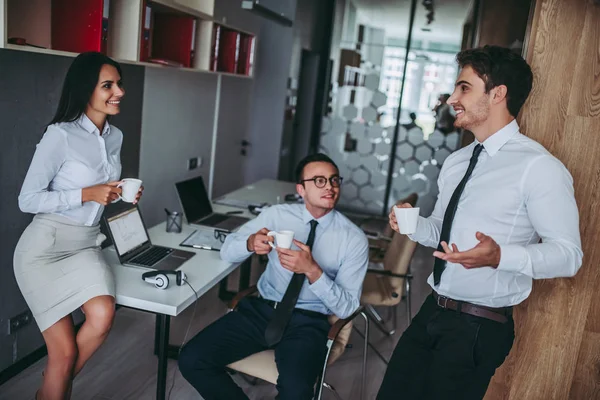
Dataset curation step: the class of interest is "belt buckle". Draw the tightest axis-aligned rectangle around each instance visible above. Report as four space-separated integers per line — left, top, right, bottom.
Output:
436 295 449 309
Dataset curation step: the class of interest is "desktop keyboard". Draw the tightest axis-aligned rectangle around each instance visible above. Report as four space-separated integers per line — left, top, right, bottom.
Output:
130 246 172 267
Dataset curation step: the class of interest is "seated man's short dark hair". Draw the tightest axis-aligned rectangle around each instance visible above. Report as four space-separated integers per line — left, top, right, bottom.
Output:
295 153 339 184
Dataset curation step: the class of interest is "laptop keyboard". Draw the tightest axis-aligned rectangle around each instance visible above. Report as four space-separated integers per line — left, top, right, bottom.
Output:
199 214 228 226
129 246 173 267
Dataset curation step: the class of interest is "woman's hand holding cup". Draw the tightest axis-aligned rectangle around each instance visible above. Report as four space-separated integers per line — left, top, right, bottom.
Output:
82 181 123 206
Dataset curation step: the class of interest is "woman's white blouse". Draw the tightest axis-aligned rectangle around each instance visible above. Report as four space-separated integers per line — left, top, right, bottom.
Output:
18 114 123 226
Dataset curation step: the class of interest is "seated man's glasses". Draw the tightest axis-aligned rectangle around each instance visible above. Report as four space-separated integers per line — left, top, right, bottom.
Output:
300 175 343 188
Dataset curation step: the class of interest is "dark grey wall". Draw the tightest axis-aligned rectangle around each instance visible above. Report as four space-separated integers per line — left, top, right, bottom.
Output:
0 49 144 372
138 68 217 227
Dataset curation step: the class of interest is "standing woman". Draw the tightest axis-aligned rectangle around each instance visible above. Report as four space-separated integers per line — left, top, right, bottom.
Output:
14 52 141 400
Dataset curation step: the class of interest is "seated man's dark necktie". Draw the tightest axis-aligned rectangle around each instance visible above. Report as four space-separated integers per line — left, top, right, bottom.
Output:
264 219 318 347
433 144 483 285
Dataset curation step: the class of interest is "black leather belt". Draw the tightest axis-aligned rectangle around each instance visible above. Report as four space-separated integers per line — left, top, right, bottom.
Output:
257 298 328 320
432 292 512 324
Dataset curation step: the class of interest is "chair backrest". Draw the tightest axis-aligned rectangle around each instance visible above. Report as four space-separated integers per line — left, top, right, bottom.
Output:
327 315 352 365
381 193 419 238
382 231 417 294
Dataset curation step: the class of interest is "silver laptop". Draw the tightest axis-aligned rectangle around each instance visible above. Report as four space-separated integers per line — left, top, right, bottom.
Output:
105 206 195 270
175 176 249 232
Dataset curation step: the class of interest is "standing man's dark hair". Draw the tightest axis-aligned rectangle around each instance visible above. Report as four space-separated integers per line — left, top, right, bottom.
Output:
456 45 533 118
295 153 339 184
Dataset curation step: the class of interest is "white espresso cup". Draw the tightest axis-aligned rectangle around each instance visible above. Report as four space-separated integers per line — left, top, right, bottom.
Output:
113 178 143 203
267 230 295 249
393 206 420 234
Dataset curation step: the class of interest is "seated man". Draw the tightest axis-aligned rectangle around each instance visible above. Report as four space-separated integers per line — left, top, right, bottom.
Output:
178 153 369 400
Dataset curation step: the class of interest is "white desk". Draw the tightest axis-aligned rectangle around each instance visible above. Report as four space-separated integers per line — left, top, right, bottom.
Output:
103 178 297 400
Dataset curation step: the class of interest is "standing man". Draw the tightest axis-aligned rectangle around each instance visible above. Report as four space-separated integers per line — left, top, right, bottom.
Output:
378 45 583 400
178 153 369 399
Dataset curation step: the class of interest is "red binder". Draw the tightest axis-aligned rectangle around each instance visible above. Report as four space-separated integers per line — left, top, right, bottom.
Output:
217 27 239 73
52 0 104 53
151 13 195 68
237 33 254 75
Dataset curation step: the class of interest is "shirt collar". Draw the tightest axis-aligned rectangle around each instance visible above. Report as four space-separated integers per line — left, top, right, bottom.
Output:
77 113 111 137
302 206 335 230
477 119 519 157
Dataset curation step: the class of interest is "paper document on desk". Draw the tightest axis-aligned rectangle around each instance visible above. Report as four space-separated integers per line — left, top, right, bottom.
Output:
180 229 225 251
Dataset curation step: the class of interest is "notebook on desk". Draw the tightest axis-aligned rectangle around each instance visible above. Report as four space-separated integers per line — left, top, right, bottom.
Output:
180 228 228 251
175 176 249 232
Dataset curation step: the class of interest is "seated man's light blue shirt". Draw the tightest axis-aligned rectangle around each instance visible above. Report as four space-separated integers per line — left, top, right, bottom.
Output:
220 204 369 319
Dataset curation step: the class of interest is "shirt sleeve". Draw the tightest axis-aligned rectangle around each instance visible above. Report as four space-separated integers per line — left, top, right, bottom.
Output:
219 208 275 263
497 155 583 278
407 167 445 248
308 232 369 319
18 127 82 214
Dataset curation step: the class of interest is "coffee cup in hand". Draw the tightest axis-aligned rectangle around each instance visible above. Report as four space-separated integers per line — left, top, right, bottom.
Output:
393 206 420 234
113 178 143 203
267 230 295 249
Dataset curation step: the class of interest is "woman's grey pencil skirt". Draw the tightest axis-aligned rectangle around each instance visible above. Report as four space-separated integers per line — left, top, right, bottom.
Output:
14 213 115 332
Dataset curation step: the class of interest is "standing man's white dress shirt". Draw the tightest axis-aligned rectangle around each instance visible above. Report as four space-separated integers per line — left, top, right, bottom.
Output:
18 114 123 226
410 119 583 307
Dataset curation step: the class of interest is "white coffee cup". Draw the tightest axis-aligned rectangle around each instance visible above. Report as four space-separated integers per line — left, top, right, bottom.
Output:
267 230 295 249
393 206 420 234
113 178 143 203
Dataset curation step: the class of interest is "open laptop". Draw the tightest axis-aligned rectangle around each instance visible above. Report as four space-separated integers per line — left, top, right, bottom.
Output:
175 176 249 232
105 206 195 270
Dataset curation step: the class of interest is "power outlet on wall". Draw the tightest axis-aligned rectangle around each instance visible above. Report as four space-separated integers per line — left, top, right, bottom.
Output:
8 309 33 334
187 156 202 171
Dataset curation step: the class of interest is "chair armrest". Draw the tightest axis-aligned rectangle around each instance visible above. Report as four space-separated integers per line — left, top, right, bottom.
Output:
367 269 413 279
327 306 364 340
228 285 259 310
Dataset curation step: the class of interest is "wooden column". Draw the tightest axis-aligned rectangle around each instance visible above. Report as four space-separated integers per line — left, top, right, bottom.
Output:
485 0 600 399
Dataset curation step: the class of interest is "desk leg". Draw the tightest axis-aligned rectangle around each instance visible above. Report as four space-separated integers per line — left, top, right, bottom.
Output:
239 258 251 291
156 314 170 400
218 257 252 301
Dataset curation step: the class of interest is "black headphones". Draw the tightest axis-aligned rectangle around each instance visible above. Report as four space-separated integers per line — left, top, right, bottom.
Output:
142 270 187 290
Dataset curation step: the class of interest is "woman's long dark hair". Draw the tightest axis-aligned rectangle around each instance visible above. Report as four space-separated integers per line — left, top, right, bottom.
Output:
48 52 123 127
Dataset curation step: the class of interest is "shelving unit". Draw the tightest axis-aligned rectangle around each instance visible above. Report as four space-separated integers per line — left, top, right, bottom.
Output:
0 0 255 78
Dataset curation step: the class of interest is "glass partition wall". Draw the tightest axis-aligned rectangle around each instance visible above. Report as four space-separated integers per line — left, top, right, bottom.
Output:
320 0 470 217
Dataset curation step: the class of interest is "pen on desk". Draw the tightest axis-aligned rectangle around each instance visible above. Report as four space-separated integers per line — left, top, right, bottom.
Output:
192 245 212 250
226 210 244 215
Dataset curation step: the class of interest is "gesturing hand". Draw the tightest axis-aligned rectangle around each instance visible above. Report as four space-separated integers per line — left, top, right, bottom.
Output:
247 228 274 255
276 239 322 283
82 181 122 206
433 232 501 269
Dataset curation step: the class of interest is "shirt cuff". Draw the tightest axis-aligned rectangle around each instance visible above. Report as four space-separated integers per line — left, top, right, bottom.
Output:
497 244 528 273
407 216 428 242
308 270 333 297
236 236 254 258
67 189 82 209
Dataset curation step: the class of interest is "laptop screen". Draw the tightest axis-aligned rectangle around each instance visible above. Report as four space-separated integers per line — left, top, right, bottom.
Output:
106 207 150 257
175 176 213 223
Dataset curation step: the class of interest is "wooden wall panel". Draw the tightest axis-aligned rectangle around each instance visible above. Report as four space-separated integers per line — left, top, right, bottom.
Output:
484 1 600 399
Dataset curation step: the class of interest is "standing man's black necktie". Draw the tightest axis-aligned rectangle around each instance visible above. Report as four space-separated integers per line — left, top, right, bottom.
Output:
433 144 483 285
264 219 318 347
